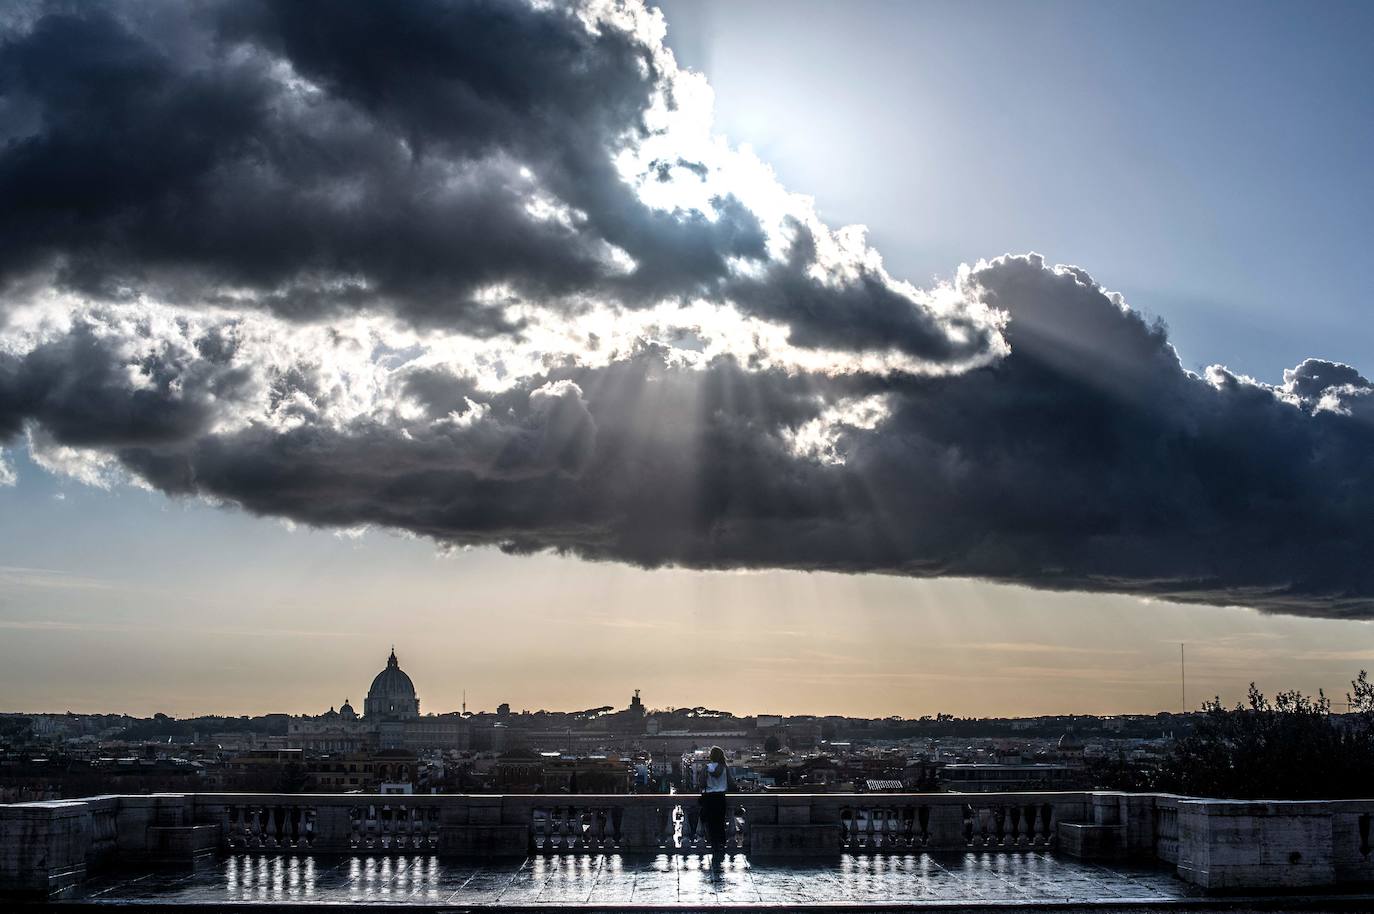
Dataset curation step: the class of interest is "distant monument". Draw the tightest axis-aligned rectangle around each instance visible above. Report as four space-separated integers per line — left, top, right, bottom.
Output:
363 648 420 720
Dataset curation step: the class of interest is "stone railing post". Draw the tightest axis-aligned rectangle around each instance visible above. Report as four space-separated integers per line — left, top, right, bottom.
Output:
617 797 660 851
1176 800 1334 890
1330 799 1374 884
750 793 837 856
310 801 356 854
111 793 216 863
437 795 526 856
924 798 966 848
0 800 93 898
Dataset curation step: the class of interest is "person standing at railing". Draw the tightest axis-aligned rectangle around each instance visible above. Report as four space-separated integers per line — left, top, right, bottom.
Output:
699 745 737 860
632 757 649 793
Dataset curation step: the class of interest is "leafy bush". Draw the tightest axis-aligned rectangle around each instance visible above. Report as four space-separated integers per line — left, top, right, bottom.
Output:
1153 672 1374 799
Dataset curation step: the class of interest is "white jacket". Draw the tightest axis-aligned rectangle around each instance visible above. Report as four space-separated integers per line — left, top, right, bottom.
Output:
703 761 730 793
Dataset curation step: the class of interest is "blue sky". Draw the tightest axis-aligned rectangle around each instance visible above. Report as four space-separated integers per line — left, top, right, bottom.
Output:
2 0 1373 717
659 0 1374 379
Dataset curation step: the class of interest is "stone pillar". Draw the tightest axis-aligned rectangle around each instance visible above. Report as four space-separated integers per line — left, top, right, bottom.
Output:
1331 801 1374 884
617 799 662 851
925 801 967 848
1176 800 1334 890
0 801 93 898
437 796 527 857
749 794 839 857
310 803 357 854
1119 793 1162 859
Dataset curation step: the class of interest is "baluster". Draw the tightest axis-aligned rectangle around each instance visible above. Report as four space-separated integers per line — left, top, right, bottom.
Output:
348 806 362 849
685 803 701 851
897 806 913 848
992 805 1007 847
224 806 239 849
609 805 624 850
1038 803 1055 846
255 806 270 848
547 806 559 852
655 805 672 849
578 806 593 851
538 807 553 851
366 804 380 849
839 806 853 848
977 805 993 847
1008 804 1023 846
586 807 601 851
585 806 599 851
302 807 316 848
558 805 573 851
1022 804 1038 847
532 807 546 852
593 808 610 846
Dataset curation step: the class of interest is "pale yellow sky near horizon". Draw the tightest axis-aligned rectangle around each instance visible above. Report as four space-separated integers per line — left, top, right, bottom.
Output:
1 491 1372 720
4 0 1374 726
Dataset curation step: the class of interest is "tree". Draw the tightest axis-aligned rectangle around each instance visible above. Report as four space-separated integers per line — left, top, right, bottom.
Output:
763 734 781 754
1153 674 1374 800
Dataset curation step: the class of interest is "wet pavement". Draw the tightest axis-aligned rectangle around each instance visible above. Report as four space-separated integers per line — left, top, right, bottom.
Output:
68 851 1203 906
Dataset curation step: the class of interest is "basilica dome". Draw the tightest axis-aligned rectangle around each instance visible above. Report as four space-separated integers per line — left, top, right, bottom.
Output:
363 649 420 720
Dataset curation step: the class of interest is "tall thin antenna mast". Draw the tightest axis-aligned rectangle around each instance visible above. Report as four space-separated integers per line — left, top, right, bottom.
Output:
1180 643 1186 713
462 689 467 715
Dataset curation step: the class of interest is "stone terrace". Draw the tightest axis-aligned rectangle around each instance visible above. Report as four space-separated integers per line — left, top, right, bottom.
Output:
68 851 1197 907
8 790 1374 908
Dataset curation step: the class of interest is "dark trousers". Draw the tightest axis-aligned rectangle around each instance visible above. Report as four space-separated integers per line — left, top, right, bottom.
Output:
700 791 728 849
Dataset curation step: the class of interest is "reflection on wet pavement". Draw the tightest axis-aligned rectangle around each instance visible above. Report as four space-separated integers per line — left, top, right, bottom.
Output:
72 850 1201 906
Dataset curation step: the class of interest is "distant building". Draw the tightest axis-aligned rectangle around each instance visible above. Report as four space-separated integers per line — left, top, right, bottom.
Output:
364 649 421 720
288 650 472 753
306 748 422 792
939 763 1076 792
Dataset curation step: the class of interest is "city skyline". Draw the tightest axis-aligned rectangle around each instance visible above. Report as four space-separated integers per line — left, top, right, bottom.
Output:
3 0 1374 721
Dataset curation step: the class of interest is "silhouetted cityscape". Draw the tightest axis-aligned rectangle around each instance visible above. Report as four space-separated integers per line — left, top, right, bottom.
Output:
0 647 1208 801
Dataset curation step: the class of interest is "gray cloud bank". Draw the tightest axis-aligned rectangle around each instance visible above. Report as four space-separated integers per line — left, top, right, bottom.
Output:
2 0 1372 618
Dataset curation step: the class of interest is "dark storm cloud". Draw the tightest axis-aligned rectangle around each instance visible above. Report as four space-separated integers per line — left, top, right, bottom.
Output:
0 0 973 358
3 1 1374 619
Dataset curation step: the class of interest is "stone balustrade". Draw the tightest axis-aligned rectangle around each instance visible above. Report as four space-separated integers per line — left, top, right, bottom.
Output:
6 790 1374 897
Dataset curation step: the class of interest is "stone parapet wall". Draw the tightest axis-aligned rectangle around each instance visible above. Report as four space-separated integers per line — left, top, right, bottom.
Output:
5 790 1374 897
